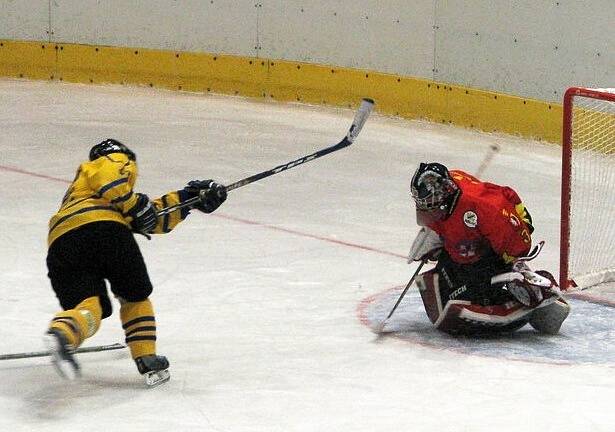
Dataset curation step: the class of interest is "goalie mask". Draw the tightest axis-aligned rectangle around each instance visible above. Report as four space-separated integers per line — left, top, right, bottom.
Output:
410 162 459 221
89 138 136 162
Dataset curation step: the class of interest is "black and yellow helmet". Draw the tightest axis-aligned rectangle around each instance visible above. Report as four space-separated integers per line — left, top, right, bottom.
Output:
89 138 136 162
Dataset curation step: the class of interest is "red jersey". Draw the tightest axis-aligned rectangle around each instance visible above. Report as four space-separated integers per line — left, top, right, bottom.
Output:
427 170 532 264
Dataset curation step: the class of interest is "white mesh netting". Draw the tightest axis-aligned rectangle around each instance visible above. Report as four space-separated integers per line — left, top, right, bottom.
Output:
566 88 615 289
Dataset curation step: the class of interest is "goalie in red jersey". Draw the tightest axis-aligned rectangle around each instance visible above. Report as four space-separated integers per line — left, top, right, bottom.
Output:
407 162 570 335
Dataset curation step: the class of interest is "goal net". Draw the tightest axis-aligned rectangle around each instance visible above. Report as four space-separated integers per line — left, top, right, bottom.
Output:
560 87 615 290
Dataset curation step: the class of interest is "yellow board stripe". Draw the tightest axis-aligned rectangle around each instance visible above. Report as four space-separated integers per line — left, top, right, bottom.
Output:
0 39 562 144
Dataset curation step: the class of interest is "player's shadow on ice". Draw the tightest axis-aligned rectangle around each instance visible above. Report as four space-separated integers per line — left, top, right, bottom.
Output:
0 352 140 421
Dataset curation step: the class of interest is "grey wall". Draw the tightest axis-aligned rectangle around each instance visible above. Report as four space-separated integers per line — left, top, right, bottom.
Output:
433 1 614 102
0 0 613 103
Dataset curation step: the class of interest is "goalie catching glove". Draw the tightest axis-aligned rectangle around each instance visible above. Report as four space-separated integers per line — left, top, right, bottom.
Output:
408 227 443 263
182 179 227 214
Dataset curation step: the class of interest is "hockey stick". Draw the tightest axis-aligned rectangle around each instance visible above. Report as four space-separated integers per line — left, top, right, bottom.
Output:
0 342 125 361
156 98 375 217
474 143 500 177
375 260 427 334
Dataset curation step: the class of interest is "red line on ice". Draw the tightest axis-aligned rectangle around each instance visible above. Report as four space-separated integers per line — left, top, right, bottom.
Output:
1 164 407 259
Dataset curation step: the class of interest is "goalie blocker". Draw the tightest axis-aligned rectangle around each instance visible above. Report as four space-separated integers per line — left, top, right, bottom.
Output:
416 265 570 335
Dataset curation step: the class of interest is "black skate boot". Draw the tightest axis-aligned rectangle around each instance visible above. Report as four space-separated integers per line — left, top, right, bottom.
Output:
43 328 80 380
135 354 170 387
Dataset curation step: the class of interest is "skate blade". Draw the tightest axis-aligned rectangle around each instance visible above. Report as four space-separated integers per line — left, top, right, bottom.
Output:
144 369 170 388
43 334 80 380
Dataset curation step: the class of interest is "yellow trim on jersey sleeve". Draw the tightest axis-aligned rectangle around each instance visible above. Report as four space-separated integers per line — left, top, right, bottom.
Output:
151 191 189 234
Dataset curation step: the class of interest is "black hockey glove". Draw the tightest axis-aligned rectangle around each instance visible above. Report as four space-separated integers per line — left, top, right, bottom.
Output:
128 193 157 234
183 179 227 214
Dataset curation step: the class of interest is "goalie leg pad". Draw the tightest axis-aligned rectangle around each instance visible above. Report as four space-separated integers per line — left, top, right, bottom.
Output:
436 302 532 335
416 269 531 335
416 269 445 324
416 266 472 324
529 298 570 335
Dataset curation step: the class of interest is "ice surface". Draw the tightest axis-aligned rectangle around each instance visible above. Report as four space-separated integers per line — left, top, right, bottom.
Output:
1 79 614 432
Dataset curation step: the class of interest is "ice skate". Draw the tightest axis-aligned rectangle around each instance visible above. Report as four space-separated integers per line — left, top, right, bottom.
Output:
43 328 80 380
136 354 170 387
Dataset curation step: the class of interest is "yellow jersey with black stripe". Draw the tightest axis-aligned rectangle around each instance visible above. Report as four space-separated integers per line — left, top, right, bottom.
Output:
48 153 188 246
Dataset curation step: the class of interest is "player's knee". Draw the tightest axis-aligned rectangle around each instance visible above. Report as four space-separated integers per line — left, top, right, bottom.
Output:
49 296 102 347
75 296 103 337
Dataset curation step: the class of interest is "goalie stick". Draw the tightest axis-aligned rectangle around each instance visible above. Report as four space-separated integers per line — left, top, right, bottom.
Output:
474 143 500 178
375 260 427 334
156 98 375 217
0 342 125 361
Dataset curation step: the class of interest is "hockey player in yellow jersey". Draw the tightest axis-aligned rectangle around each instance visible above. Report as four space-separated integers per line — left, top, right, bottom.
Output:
44 138 227 386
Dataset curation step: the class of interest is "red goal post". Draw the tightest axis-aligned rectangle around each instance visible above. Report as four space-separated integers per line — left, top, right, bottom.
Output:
560 87 615 290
